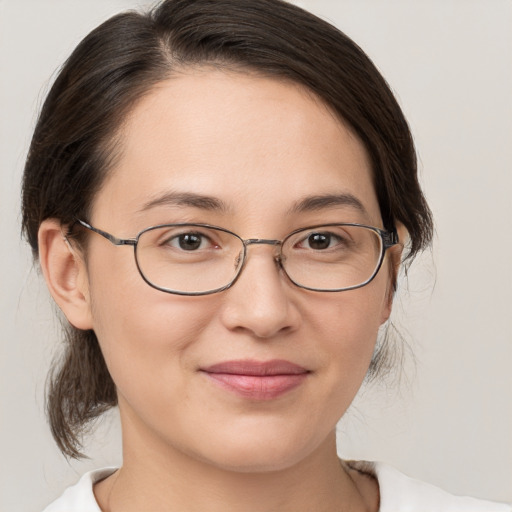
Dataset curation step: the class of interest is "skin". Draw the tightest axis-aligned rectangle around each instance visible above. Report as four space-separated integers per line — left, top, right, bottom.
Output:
39 69 402 511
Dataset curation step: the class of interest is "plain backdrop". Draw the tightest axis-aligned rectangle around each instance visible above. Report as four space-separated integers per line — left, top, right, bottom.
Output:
1 0 511 510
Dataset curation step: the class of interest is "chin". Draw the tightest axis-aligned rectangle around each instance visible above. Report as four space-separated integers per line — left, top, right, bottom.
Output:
186 422 330 474
201 447 308 474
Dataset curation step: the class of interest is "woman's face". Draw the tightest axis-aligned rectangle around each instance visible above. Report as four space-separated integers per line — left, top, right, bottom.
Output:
79 70 396 472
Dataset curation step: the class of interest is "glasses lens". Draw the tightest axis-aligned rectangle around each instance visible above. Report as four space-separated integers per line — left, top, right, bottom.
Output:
282 225 383 291
135 225 244 294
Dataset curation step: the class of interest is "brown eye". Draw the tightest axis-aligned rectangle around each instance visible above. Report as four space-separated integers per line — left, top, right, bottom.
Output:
178 233 203 251
162 232 212 251
307 233 333 250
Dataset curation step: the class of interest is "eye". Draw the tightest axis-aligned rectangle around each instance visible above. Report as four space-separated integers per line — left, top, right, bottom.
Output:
166 232 215 251
299 232 344 250
306 233 333 250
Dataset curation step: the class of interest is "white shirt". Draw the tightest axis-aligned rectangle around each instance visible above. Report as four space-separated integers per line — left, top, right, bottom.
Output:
43 462 511 512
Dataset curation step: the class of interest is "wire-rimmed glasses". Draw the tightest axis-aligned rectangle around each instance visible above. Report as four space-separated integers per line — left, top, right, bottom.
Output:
74 220 398 295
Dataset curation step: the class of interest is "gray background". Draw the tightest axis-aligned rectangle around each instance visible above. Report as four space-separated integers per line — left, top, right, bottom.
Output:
1 0 511 510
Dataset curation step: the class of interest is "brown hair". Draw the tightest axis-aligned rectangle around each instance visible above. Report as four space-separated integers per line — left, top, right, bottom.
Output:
22 0 433 458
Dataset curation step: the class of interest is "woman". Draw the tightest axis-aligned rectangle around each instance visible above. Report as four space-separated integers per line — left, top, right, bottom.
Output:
20 0 510 510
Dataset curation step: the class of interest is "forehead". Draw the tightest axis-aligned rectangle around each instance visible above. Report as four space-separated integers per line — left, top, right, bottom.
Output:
93 69 381 231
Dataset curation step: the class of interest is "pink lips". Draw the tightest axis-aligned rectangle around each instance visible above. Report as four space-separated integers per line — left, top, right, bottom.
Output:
200 360 309 400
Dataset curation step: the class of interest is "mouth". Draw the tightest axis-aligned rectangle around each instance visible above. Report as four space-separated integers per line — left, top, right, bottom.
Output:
199 360 310 400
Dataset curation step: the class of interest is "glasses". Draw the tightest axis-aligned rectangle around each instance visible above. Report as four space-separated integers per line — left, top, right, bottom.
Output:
75 220 398 296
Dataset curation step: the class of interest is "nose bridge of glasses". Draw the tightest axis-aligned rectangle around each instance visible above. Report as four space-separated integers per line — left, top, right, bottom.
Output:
241 239 283 267
243 238 282 247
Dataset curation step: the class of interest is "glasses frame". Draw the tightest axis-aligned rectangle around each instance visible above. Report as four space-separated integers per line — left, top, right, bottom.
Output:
74 219 398 296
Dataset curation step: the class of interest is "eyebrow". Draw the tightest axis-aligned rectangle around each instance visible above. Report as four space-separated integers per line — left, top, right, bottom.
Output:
139 191 230 213
288 193 369 216
139 190 368 217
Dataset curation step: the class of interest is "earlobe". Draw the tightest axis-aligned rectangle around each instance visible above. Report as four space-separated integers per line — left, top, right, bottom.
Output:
38 219 93 330
380 292 393 326
380 274 397 326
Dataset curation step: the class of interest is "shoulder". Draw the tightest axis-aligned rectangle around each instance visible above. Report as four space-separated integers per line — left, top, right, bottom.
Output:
42 468 117 512
349 461 511 512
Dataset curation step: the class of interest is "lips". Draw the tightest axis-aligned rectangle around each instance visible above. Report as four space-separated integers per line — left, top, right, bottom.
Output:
200 360 310 400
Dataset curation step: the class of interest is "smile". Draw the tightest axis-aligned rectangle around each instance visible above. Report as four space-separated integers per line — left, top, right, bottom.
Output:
200 359 310 400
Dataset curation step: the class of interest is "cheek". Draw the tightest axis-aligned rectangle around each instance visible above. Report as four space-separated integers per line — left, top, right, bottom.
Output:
307 276 391 391
85 247 218 402
311 277 389 353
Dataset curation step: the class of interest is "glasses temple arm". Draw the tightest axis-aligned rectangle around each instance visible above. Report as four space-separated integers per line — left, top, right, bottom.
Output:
382 228 399 248
76 220 136 246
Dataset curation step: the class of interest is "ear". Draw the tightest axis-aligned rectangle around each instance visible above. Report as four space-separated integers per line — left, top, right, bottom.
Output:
38 219 93 330
380 222 407 325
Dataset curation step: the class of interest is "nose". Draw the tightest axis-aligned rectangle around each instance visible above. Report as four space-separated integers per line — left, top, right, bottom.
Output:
219 244 301 339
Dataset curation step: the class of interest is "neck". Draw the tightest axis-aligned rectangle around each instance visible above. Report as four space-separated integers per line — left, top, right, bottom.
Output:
95 426 376 512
